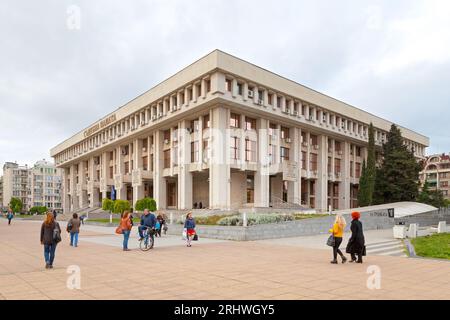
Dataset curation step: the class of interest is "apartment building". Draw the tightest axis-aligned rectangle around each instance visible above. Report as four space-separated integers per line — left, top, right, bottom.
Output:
420 153 450 200
50 50 429 213
2 162 29 210
27 160 63 212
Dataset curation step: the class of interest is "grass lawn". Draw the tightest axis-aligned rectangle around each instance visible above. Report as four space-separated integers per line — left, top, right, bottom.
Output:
293 213 329 220
411 233 450 260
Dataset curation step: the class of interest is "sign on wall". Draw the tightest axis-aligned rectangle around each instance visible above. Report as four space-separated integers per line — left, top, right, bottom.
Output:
282 162 298 182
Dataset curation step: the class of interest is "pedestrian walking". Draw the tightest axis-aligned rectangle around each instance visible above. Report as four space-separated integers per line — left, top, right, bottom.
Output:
156 214 165 237
6 208 14 225
346 211 366 263
116 211 133 251
67 213 81 247
52 209 57 220
328 214 347 264
184 212 196 247
40 211 62 269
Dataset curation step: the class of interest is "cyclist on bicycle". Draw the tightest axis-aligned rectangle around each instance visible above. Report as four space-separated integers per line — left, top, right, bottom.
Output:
138 209 156 241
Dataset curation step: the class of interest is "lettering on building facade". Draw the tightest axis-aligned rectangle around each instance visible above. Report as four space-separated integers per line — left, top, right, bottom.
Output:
83 114 117 138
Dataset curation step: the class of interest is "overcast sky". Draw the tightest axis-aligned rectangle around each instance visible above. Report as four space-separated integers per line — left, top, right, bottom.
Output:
1 0 449 174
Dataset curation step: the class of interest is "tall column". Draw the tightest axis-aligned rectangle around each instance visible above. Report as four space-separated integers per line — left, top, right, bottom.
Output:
178 120 193 209
63 168 70 213
339 142 351 209
115 146 126 200
70 164 79 211
78 161 88 208
209 107 231 209
240 114 246 168
100 152 109 200
154 130 167 209
88 157 99 208
316 135 328 211
133 139 144 207
255 118 270 207
287 127 301 205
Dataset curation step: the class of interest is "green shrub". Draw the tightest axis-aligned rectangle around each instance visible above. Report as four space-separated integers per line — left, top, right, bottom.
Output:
29 206 48 215
102 198 114 212
135 198 157 212
112 200 131 214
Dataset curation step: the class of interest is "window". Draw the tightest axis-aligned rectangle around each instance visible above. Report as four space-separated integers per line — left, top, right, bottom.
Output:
269 144 276 164
269 123 277 137
237 83 243 95
335 141 342 153
247 175 255 203
328 157 332 174
226 79 232 92
245 139 257 162
268 93 273 105
301 151 307 169
281 127 290 139
245 117 256 131
203 114 210 129
310 154 318 171
276 96 282 108
441 181 449 188
163 150 171 168
142 156 148 171
230 113 240 128
203 140 209 162
124 162 129 174
310 134 318 146
191 141 199 163
334 159 341 174
173 146 178 166
230 137 240 160
301 132 307 145
190 119 200 132
280 147 290 162
350 161 354 177
356 147 361 157
205 79 211 93
163 130 171 142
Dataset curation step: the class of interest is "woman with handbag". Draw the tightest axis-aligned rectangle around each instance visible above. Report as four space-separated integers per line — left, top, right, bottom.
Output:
328 214 347 264
346 211 366 263
40 211 61 269
116 211 133 251
184 212 196 247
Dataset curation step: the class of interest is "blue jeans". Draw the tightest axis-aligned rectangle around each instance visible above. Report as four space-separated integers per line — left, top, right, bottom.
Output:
44 244 57 265
123 230 130 249
70 232 79 247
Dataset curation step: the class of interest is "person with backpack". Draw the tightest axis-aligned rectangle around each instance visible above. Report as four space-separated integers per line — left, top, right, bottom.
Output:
40 211 62 269
67 213 81 247
6 208 14 225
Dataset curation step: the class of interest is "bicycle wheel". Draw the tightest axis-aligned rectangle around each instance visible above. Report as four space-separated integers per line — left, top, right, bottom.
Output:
139 236 154 251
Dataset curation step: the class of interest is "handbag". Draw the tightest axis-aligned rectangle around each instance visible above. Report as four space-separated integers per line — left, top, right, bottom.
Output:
67 222 73 233
53 223 62 243
326 234 335 247
115 226 123 234
193 234 198 241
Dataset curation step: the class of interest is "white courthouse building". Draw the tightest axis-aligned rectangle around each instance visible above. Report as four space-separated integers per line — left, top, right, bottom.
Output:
50 50 429 213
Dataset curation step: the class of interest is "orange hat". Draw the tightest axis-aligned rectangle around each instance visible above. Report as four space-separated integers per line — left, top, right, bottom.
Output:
351 211 361 220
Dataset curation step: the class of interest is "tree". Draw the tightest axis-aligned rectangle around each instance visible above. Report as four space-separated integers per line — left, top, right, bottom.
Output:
135 197 157 212
357 160 369 206
9 197 23 213
29 206 47 215
366 123 376 204
418 181 447 208
102 198 114 212
112 200 130 215
417 181 431 204
373 124 421 204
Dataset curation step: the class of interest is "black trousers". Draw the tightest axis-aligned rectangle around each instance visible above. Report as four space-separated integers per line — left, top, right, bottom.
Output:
333 237 344 260
8 219 12 225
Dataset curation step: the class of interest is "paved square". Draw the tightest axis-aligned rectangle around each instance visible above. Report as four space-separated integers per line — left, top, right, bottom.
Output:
0 219 449 300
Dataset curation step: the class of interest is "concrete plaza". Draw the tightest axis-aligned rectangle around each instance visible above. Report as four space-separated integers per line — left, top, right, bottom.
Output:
0 219 449 300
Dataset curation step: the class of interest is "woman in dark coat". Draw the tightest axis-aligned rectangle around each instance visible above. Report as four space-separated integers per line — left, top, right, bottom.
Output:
40 211 62 269
346 211 366 263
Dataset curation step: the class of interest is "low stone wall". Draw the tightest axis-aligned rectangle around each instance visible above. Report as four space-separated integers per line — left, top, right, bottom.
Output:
167 213 395 241
395 209 450 227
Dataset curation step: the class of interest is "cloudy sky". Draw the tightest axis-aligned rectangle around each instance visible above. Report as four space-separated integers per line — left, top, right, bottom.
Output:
1 0 449 174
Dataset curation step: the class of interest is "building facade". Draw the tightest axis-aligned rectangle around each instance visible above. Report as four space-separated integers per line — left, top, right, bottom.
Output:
27 160 63 211
2 162 29 210
420 153 450 200
0 176 3 210
2 161 63 212
50 50 429 213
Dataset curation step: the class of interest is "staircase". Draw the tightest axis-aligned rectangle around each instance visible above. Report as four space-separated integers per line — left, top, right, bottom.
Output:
270 196 305 210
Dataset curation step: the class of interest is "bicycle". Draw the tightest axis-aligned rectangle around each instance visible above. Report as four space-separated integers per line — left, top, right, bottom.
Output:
139 227 155 251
